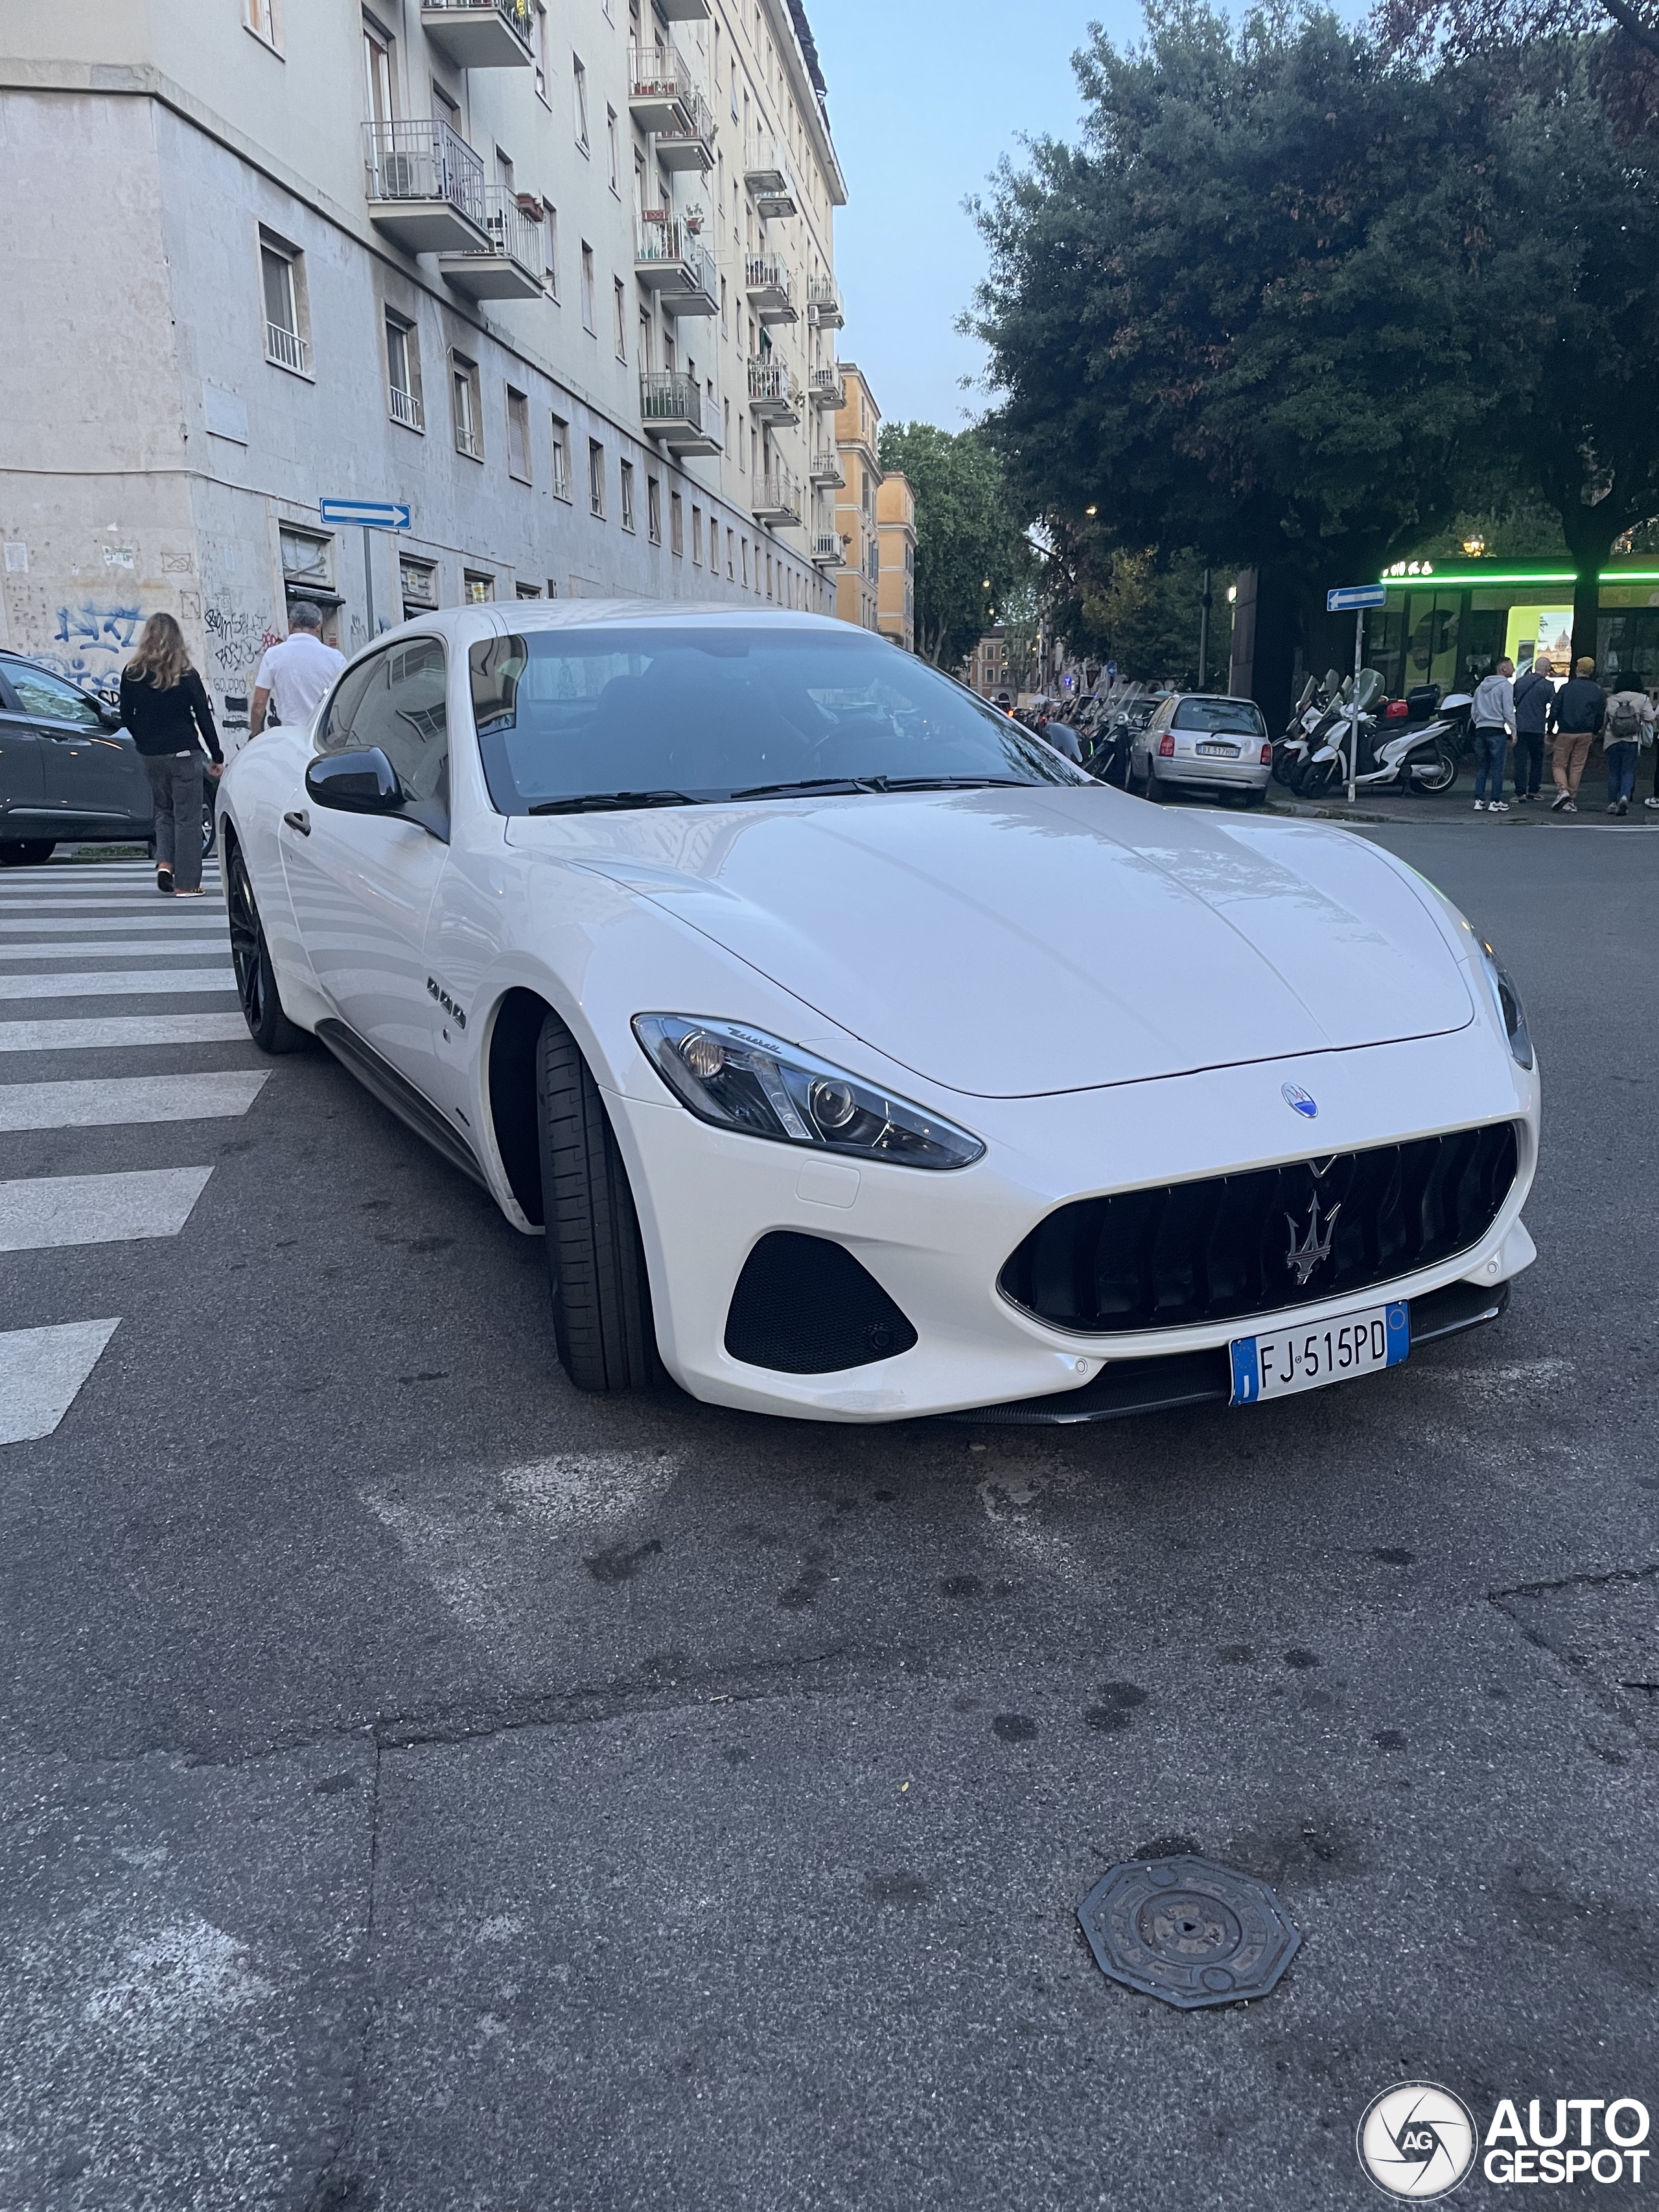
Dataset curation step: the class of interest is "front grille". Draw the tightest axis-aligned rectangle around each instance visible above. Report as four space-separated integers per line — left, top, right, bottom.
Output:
999 1122 1520 1336
725 1231 918 1374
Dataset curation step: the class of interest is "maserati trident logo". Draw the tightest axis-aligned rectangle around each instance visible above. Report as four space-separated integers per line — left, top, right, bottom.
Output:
1286 1192 1341 1285
1282 1082 1319 1119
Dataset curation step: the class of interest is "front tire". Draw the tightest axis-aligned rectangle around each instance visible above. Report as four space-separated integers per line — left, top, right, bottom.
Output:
536 1013 665 1393
226 840 306 1054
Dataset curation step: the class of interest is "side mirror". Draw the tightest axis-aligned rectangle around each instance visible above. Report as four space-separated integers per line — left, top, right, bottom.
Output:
97 702 123 732
305 747 404 814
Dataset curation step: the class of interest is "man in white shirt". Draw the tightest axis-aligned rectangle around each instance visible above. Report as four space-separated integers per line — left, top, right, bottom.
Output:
249 602 345 738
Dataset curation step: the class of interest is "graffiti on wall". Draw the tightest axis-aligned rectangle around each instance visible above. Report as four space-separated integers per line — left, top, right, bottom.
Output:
36 601 143 689
204 603 283 686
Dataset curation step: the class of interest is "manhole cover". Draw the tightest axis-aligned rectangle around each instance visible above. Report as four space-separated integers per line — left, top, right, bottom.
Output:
1077 1854 1301 2008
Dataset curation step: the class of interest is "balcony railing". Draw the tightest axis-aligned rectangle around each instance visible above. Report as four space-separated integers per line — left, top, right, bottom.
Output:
420 0 533 66
364 117 486 229
806 274 842 325
811 531 846 567
629 42 697 123
389 384 423 430
743 256 794 322
747 360 793 404
641 370 702 431
266 321 309 375
654 84 716 170
440 187 546 295
809 448 844 487
744 143 798 217
635 216 717 310
753 465 802 525
809 364 846 410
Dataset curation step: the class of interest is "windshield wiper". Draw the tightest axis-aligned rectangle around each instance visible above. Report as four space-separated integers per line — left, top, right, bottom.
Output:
728 776 881 800
864 775 1033 793
526 789 699 815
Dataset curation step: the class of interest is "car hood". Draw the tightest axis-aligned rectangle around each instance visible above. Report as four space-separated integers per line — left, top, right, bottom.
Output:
504 789 1474 1098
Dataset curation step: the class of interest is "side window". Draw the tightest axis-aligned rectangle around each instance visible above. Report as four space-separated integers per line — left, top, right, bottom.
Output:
7 664 104 728
318 655 380 754
338 637 448 806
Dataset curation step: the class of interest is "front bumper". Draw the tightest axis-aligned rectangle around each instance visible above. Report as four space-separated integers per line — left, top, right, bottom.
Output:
606 1023 1539 1424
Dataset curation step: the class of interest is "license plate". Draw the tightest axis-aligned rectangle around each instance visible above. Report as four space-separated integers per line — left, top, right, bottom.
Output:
1196 741 1240 756
1230 1301 1409 1404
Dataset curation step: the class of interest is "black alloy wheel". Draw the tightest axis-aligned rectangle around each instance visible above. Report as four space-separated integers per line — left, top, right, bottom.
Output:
0 840 56 867
535 1010 666 1393
226 841 305 1054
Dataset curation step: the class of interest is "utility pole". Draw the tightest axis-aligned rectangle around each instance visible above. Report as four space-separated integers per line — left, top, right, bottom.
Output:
1198 568 1212 691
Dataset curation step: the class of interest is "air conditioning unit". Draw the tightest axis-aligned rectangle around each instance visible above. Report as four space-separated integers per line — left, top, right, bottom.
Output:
379 152 424 200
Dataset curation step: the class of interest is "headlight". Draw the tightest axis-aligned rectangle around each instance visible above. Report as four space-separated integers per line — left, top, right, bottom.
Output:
1478 940 1534 1071
632 1015 986 1170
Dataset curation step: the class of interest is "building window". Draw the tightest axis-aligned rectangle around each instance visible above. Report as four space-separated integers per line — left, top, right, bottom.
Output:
580 242 596 333
741 536 749 587
647 476 662 544
613 278 627 361
691 506 702 566
726 527 735 580
450 351 483 460
588 438 605 518
385 314 421 431
399 555 437 615
670 491 684 556
363 16 395 124
550 413 571 500
516 581 543 599
280 526 332 594
572 54 589 152
719 274 728 331
244 0 283 53
620 459 636 532
544 204 559 298
463 570 494 603
607 106 620 194
505 385 531 483
259 231 310 377
531 1 549 102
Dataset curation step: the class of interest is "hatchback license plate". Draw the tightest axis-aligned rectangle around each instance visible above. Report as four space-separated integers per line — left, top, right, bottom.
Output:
1230 1301 1409 1404
1196 741 1240 756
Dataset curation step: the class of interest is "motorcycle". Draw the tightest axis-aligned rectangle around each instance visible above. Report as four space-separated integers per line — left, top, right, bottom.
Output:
1297 670 1466 796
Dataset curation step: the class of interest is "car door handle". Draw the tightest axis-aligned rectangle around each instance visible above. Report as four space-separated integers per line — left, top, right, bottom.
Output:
283 808 311 836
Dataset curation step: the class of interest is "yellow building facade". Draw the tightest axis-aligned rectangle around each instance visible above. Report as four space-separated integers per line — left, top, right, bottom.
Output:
875 471 914 652
832 362 882 629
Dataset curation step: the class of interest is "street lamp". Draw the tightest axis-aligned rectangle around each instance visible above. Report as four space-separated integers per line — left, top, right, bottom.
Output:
1461 533 1487 557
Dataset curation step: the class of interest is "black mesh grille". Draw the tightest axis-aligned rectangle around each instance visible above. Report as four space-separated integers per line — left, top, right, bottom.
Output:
725 1231 918 1373
999 1121 1520 1335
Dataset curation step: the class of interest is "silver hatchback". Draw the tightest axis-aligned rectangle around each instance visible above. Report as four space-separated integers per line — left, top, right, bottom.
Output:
1132 692 1272 805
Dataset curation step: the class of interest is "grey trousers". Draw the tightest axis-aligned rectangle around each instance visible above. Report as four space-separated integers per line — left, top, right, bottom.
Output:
145 751 204 891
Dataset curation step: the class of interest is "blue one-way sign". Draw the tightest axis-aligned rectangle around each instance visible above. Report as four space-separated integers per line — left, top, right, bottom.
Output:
319 498 411 530
1327 584 1387 612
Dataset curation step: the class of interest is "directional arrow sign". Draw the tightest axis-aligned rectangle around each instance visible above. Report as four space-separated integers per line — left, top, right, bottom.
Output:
319 498 411 531
1327 585 1387 612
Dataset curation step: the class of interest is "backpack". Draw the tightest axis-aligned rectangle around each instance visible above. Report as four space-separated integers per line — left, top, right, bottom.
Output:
1607 695 1643 742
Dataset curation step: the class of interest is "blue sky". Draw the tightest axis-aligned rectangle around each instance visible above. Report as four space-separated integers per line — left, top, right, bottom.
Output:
807 0 1144 430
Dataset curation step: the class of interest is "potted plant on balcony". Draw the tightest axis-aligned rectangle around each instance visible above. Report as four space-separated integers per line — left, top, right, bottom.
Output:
682 205 706 234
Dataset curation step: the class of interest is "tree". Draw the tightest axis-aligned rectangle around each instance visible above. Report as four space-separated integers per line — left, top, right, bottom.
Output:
874 422 1029 668
970 3 1501 718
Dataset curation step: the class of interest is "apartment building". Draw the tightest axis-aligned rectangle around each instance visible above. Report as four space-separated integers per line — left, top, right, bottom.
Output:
875 470 914 653
831 362 881 631
0 0 850 723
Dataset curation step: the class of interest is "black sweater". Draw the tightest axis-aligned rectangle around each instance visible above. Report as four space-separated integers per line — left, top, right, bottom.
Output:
119 666 223 762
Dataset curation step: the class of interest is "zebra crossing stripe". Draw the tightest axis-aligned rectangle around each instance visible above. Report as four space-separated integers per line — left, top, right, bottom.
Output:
0 940 227 962
0 1318 122 1446
0 1014 251 1051
0 1167 213 1252
0 971 235 1001
0 916 224 933
0 1073 268 1131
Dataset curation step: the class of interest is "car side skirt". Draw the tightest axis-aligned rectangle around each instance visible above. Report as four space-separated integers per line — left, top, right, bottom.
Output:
314 1016 487 1191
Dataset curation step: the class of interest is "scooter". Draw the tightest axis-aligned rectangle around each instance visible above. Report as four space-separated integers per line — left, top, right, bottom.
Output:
1299 672 1465 797
1272 669 1345 786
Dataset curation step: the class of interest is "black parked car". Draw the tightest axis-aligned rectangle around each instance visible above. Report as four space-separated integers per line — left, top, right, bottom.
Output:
0 649 215 867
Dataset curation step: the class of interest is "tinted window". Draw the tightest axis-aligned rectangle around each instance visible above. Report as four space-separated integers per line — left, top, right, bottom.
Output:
1172 697 1268 737
319 638 448 806
7 664 104 728
467 626 1089 811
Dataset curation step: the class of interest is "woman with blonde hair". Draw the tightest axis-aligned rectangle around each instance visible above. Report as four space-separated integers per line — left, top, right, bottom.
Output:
118 611 223 895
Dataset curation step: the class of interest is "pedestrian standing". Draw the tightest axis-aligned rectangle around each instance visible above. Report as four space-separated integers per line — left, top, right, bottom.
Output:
249 601 345 737
1041 712 1083 763
1469 657 1516 813
118 613 223 897
1548 656 1607 813
1603 684 1655 817
1510 655 1554 804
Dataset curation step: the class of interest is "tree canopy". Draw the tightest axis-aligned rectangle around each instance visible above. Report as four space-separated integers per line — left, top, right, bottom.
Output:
874 422 1028 668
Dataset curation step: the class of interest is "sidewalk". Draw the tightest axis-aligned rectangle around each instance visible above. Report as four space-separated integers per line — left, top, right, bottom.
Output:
1265 771 1659 832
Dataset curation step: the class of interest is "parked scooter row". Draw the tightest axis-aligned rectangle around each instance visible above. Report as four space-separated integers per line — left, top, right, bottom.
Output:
1273 671 1474 798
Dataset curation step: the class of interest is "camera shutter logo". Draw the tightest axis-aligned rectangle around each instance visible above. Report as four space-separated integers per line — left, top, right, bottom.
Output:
1357 2082 1478 2200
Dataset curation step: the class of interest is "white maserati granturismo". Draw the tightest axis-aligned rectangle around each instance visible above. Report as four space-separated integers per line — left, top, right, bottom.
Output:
217 603 1538 1425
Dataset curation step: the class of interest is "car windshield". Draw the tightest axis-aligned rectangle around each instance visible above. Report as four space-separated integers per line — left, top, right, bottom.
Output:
1172 697 1268 737
467 625 1090 811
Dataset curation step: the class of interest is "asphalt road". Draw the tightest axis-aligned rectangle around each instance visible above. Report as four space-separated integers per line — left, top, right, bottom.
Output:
1 822 1655 2212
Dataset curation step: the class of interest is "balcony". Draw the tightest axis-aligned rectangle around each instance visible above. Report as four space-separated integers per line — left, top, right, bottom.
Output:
389 384 423 431
747 360 800 426
744 145 798 218
421 0 533 67
640 371 721 456
753 465 802 528
809 364 846 412
743 256 796 325
439 188 546 298
811 531 847 568
809 447 844 488
635 217 718 316
658 86 716 172
364 119 488 255
807 274 843 327
265 320 310 376
658 0 710 14
629 43 696 132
